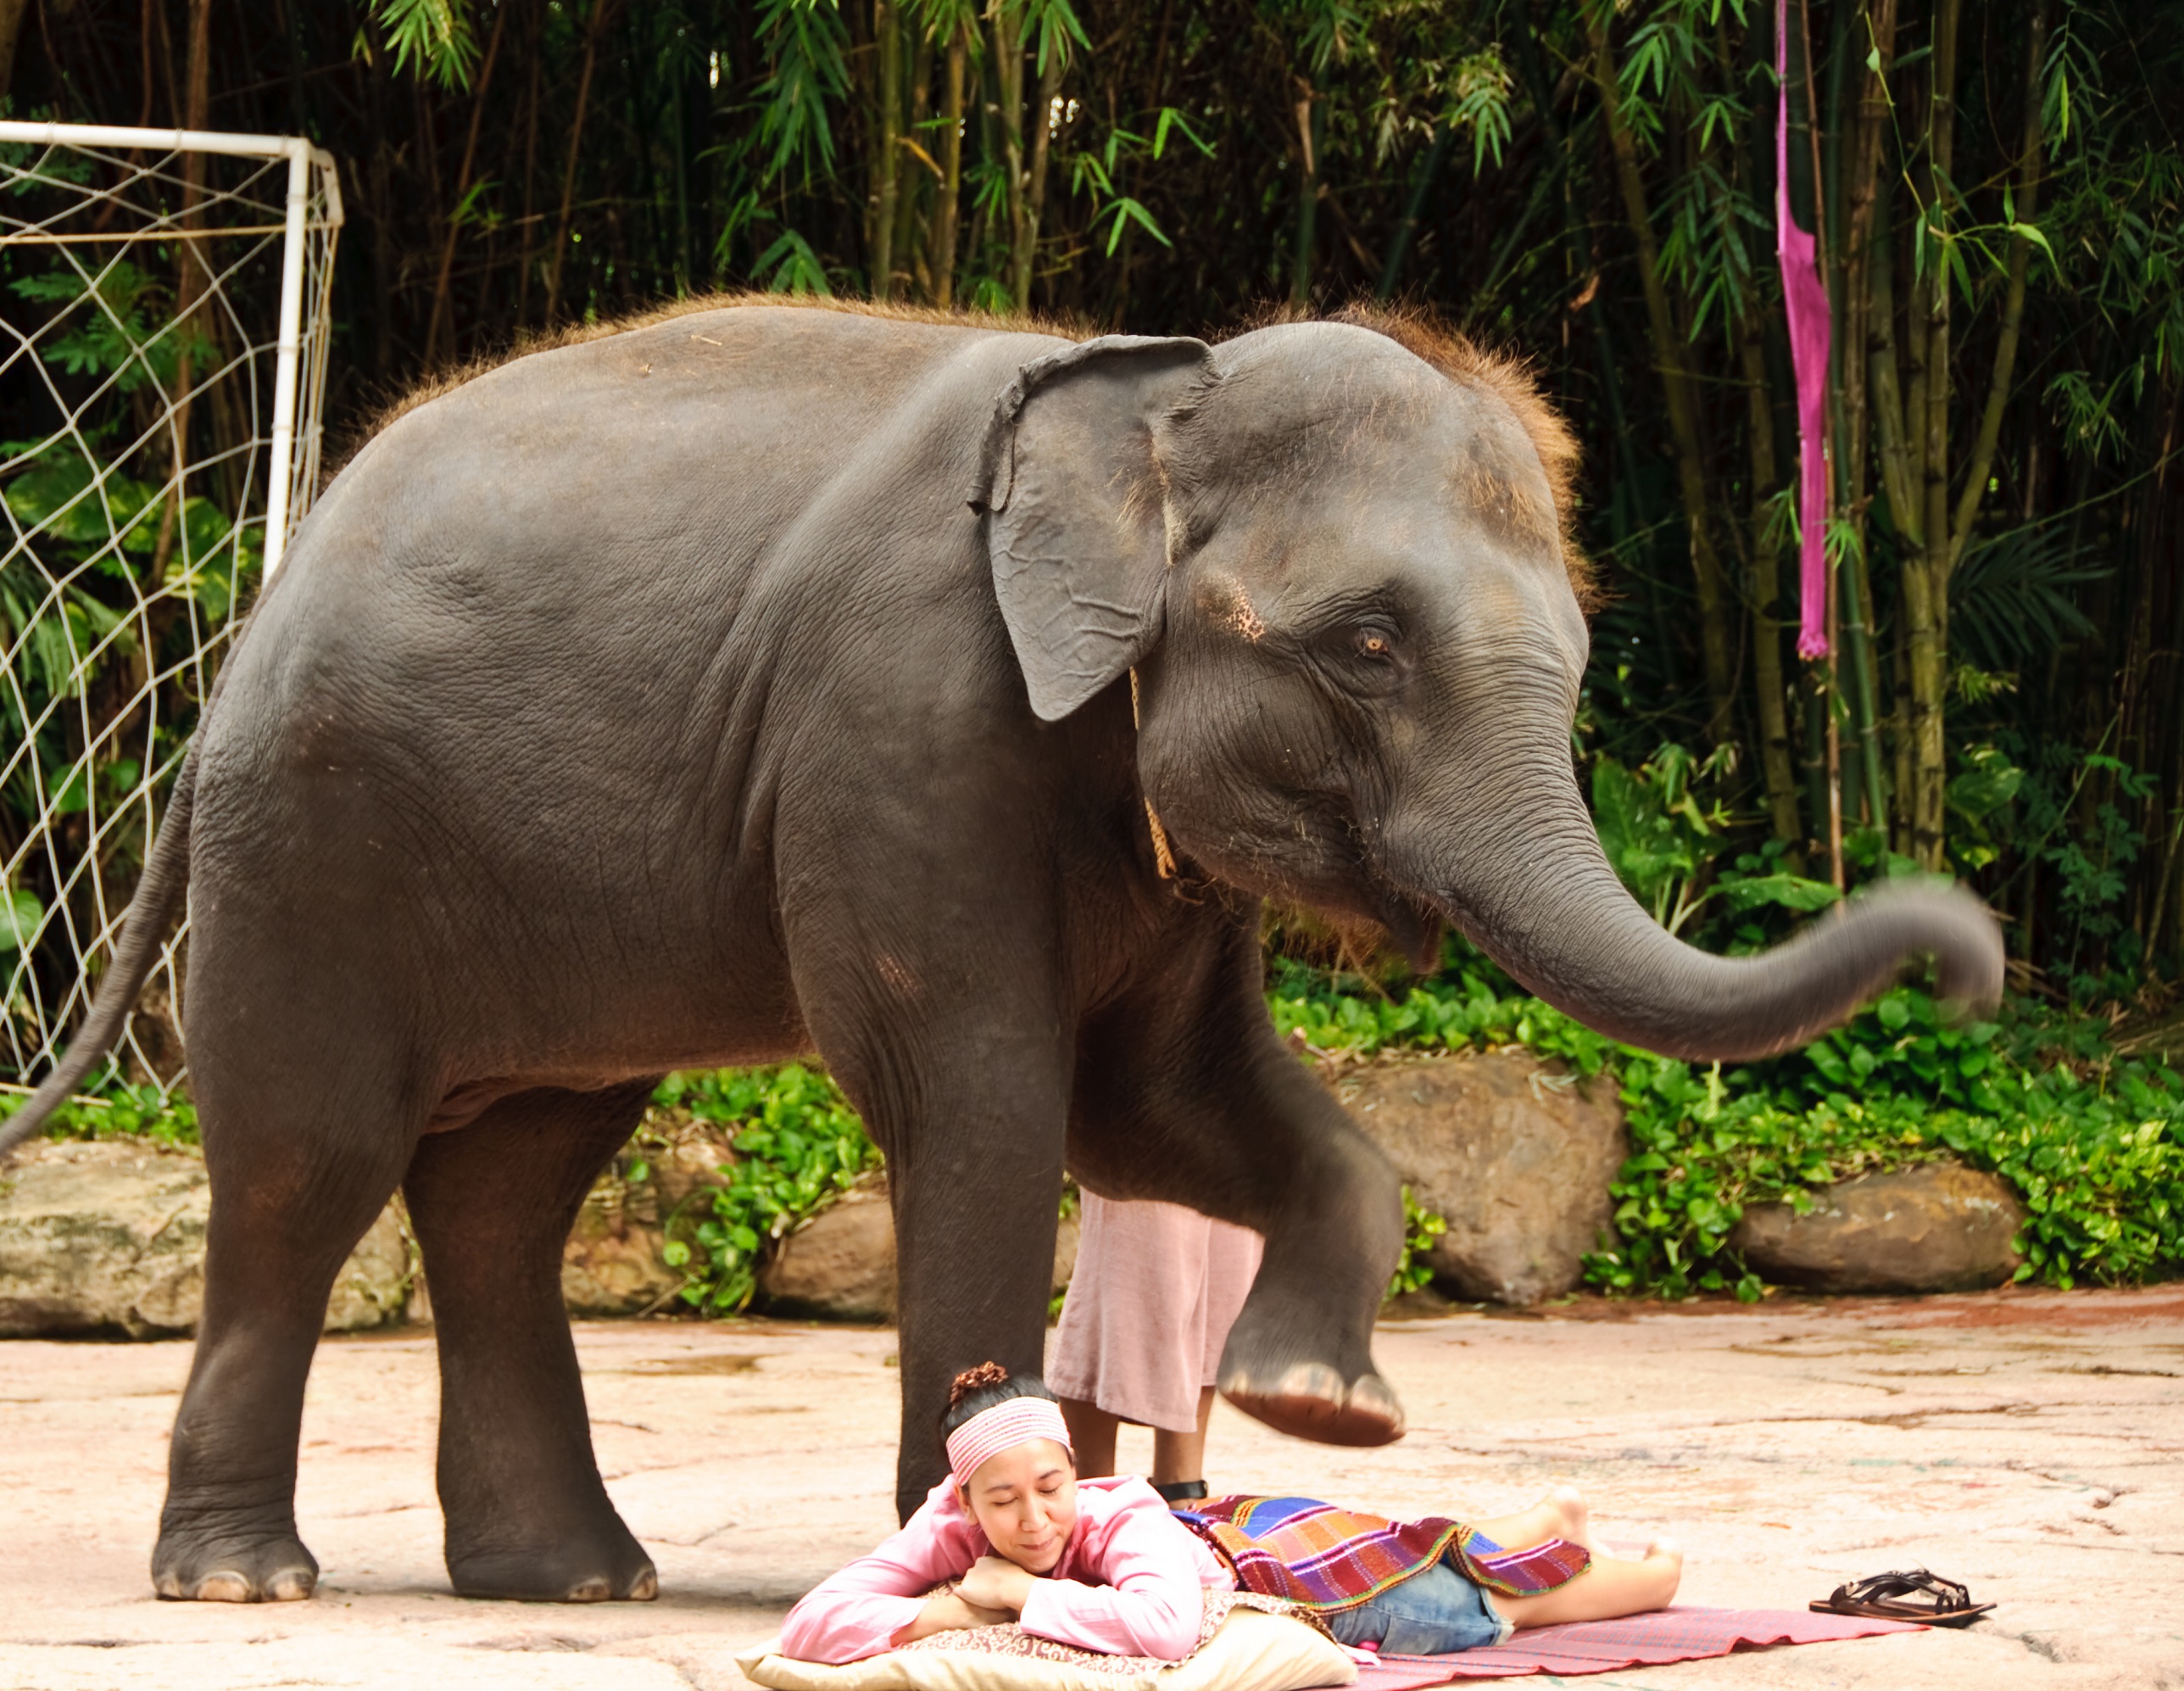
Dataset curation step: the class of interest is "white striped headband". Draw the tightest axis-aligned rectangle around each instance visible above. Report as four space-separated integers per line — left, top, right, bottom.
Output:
946 1397 1073 1488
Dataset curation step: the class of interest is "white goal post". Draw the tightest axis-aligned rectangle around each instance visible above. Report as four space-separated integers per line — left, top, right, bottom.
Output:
0 122 343 1099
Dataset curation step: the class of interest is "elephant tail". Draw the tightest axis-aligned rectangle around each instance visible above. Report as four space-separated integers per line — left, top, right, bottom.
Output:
0 742 199 1160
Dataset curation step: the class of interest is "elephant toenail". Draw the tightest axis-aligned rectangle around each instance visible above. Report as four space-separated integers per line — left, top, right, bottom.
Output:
266 1568 316 1601
1349 1374 1405 1431
1276 1362 1346 1404
195 1572 253 1603
628 1569 659 1601
565 1577 612 1602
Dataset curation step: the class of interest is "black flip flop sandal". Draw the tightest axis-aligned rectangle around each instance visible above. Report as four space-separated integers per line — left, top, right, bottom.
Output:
1811 1568 1994 1627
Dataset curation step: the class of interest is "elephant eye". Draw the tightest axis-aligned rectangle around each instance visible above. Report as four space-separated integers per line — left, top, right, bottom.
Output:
1353 626 1396 660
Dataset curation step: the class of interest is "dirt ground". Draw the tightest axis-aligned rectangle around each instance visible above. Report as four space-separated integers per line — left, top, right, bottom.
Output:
2 1285 2179 1690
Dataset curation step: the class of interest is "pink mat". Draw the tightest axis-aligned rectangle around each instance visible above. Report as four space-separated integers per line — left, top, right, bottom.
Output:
1351 1606 1925 1686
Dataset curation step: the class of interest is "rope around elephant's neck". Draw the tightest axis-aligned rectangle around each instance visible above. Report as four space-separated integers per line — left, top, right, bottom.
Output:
1128 668 1179 880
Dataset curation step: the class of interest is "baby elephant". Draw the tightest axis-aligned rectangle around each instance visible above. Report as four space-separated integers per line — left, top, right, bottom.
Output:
2 299 2001 1604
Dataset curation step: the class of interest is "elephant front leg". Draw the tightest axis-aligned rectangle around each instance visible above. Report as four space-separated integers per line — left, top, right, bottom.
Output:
1071 921 1408 1448
1211 1117 1407 1446
816 1013 1071 1524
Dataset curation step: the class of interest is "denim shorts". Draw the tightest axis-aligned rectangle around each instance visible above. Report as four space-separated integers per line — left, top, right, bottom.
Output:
1323 1560 1513 1655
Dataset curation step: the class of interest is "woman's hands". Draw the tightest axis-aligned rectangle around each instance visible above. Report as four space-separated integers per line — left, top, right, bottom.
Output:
900 1559 1037 1643
956 1555 1038 1615
902 1588 1012 1642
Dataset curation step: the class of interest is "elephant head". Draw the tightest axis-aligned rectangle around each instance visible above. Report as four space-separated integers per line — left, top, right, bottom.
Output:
976 315 2003 1061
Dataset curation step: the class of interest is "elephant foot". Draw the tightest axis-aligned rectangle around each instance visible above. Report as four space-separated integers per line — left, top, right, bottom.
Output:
1221 1362 1405 1448
153 1530 319 1602
448 1521 658 1603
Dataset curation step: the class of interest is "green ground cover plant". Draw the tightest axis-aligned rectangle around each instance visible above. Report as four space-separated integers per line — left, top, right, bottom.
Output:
644 1063 882 1314
2 1080 197 1146
1273 948 2184 1299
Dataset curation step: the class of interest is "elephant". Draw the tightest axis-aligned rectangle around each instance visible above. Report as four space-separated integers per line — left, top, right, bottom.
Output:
0 299 2002 1606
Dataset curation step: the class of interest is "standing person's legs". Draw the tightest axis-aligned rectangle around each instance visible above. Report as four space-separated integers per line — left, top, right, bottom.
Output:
1050 1196 1217 1476
1153 1215 1262 1489
1149 1388 1216 1487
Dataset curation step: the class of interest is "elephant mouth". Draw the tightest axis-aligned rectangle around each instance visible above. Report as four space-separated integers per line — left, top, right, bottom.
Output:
1368 877 1446 974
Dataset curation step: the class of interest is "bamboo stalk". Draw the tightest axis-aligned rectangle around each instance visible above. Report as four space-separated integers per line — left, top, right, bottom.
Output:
930 23 966 309
544 0 616 326
1290 80 1318 310
895 24 933 299
1908 0 1964 867
992 2 1028 310
425 0 507 366
1018 39 1061 310
515 3 542 322
1585 10 1736 739
1947 0 2048 568
1724 8 1799 852
871 0 901 300
1838 0 1896 834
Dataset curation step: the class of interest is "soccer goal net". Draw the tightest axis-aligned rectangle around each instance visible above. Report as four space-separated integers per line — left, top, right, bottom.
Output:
0 122 343 1100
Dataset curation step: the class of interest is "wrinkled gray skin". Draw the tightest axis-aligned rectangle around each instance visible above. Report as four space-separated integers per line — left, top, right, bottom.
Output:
1 304 2002 1606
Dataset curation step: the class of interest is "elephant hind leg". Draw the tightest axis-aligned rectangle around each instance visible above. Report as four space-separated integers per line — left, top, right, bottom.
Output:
402 1080 659 1603
155 1066 425 1602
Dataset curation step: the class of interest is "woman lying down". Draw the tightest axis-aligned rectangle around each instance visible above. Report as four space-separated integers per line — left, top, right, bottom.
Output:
781 1364 1682 1665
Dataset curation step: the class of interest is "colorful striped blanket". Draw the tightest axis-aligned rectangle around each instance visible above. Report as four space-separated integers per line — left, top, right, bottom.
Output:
1173 1494 1592 1614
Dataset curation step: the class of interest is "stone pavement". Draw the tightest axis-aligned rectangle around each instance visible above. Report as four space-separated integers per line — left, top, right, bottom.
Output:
1 1285 2178 1689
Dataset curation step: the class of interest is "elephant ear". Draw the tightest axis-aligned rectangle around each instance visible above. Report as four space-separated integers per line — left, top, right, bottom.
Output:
973 335 1213 722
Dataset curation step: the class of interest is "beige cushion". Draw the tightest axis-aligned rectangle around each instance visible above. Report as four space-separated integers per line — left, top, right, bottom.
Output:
736 1599 1356 1691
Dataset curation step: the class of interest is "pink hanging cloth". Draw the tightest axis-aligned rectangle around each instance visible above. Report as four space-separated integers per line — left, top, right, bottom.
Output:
1777 0 1832 660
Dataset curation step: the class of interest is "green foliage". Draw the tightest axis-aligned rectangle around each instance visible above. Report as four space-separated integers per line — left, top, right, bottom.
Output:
2 1078 198 1146
1274 944 2184 1299
368 0 482 90
1270 952 1615 1078
651 1063 883 1313
1590 744 1840 939
1388 1184 1446 1299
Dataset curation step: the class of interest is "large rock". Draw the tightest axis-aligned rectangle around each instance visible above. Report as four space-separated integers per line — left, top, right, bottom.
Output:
1329 1049 1627 1306
0 1137 410 1337
1731 1161 2025 1293
760 1177 1081 1320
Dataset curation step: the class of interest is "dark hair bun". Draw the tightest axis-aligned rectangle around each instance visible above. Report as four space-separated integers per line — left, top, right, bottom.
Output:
938 1362 1061 1442
948 1361 1012 1409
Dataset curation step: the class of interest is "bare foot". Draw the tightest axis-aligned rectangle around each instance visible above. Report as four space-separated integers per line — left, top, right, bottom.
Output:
1549 1484 1600 1554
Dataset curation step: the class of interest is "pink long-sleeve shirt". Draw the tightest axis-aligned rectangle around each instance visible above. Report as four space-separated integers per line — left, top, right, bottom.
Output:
779 1474 1235 1664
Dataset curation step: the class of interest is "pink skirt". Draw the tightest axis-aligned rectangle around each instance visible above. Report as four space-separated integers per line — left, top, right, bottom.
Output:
1047 1193 1265 1431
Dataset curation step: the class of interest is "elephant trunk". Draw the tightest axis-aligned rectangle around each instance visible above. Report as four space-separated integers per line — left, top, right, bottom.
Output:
1385 723 2003 1063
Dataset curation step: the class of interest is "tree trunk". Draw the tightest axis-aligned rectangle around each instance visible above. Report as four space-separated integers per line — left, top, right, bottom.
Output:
151 0 215 588
870 0 901 300
895 25 933 298
1837 0 1897 834
1017 43 1061 310
545 0 615 326
1947 0 2048 569
1908 0 1964 868
0 0 31 103
1290 82 1318 309
426 0 508 366
515 3 543 323
1585 12 1736 740
931 25 967 309
992 3 1028 311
